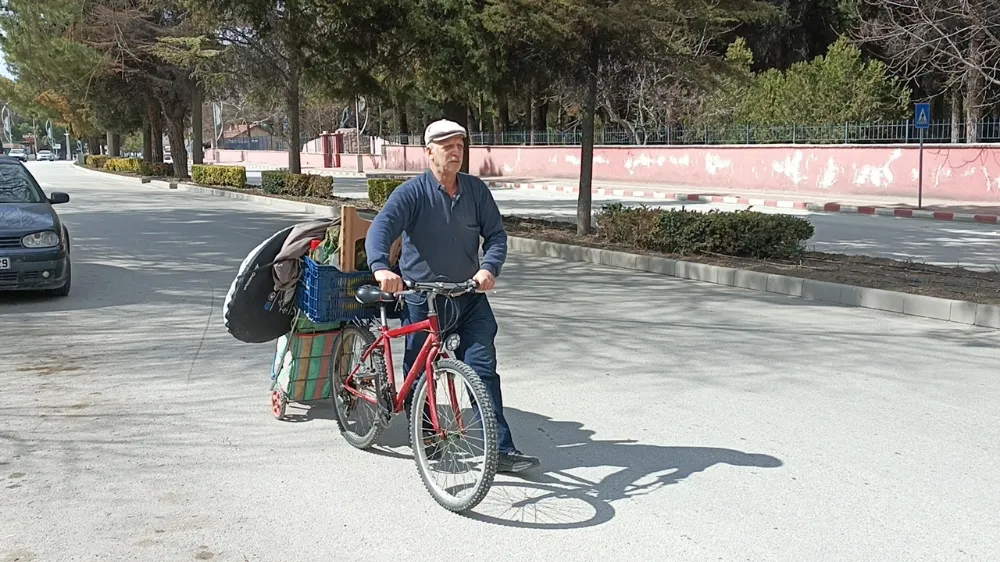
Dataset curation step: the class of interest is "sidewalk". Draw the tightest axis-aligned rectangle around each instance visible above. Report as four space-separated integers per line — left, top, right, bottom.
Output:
480 175 1000 225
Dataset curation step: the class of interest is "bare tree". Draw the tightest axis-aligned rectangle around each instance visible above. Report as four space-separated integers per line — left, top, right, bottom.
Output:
850 0 1000 141
595 54 722 144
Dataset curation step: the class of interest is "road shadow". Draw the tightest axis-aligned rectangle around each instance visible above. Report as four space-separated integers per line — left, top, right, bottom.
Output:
0 201 311 315
460 408 783 529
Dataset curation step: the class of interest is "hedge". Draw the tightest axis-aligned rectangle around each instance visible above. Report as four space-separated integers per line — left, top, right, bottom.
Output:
367 177 406 207
104 157 143 173
306 175 333 198
140 162 173 177
261 170 286 194
191 164 247 188
596 202 815 260
261 170 334 198
85 155 109 169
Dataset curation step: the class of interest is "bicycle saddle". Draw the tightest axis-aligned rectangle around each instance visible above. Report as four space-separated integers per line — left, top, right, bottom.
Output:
356 284 396 304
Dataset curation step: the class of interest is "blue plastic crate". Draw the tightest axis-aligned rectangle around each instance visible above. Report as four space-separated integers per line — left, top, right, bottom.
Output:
295 257 378 323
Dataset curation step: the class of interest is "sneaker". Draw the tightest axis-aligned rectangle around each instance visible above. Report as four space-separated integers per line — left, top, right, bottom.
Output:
497 451 540 473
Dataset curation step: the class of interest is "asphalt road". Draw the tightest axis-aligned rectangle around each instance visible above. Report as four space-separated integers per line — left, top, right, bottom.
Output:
2 162 998 561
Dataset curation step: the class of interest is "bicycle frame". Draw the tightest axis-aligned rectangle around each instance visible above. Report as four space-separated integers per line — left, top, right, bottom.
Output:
341 293 460 437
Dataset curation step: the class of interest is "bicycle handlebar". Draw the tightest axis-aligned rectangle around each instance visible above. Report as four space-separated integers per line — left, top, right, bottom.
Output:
402 279 480 296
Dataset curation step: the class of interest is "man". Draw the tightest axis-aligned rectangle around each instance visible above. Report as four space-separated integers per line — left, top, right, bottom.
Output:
365 118 540 473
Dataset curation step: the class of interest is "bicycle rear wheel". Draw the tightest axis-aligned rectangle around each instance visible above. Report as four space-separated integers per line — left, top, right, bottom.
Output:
411 358 498 512
330 325 389 449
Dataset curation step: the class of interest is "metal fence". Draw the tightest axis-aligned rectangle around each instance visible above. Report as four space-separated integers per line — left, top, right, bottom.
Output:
382 118 1000 146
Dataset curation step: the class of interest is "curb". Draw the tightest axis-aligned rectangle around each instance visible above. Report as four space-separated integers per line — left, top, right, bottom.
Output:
79 165 1000 330
486 181 1000 226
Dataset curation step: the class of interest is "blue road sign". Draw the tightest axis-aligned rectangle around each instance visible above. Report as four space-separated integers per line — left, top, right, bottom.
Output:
915 103 931 129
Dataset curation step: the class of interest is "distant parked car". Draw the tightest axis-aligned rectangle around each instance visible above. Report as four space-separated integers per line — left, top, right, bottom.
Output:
36 150 56 161
0 155 72 296
7 148 27 162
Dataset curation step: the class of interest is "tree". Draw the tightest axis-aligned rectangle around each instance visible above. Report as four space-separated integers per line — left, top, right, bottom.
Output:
71 0 208 176
704 36 911 127
0 0 107 143
191 0 398 173
848 0 1000 142
485 0 778 234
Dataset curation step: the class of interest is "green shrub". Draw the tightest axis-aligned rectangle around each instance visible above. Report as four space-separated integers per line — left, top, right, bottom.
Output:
595 203 814 260
261 170 286 194
85 155 109 169
140 162 173 177
367 177 406 207
104 157 143 173
306 175 333 198
282 173 311 196
595 203 666 251
191 164 247 188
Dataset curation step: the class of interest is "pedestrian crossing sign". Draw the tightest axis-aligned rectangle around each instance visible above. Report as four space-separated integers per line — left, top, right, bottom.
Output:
915 103 930 129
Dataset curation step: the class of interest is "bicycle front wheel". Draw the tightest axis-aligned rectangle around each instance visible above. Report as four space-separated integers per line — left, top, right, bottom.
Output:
411 358 499 512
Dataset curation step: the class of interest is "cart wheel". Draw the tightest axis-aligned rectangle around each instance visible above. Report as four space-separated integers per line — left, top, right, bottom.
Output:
270 390 288 420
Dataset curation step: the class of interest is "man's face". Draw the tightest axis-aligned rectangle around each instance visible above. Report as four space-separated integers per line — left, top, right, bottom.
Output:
426 135 464 174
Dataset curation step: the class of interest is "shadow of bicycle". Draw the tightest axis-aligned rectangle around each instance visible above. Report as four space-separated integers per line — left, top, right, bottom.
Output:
465 408 783 529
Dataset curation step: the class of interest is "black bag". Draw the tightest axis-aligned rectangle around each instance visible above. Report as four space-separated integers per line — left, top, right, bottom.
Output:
222 226 297 343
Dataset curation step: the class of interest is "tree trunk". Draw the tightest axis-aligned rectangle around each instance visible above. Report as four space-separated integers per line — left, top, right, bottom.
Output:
394 92 409 137
497 90 509 133
142 122 153 163
443 100 470 174
106 131 121 157
286 60 302 174
965 33 982 143
160 96 190 178
578 38 600 236
478 93 485 133
950 87 962 143
147 101 164 162
527 83 537 145
533 95 549 144
88 136 102 155
191 84 204 165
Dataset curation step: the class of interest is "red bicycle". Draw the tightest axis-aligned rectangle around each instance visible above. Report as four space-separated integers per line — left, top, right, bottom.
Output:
329 279 499 512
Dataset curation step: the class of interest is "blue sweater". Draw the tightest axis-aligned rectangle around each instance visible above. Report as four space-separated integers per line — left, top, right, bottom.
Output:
365 169 508 283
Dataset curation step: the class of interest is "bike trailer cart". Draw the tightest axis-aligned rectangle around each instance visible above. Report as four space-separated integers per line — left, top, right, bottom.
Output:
268 203 402 420
268 257 379 420
269 313 345 419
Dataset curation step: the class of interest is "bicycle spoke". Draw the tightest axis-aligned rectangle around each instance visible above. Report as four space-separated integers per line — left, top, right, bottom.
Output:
330 326 387 449
413 361 497 510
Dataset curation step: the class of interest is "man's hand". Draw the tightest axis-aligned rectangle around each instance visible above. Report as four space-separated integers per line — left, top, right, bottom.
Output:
374 269 404 294
472 268 496 291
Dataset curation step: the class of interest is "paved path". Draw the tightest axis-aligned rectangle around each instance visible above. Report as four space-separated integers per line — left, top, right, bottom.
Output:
3 162 998 560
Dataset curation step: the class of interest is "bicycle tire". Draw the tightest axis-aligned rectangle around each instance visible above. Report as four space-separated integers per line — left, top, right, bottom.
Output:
411 358 499 512
329 324 388 449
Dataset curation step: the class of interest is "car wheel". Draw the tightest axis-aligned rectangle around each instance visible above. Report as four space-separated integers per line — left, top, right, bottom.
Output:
47 260 71 297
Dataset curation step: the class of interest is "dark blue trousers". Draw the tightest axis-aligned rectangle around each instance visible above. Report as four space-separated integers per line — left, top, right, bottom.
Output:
401 292 516 454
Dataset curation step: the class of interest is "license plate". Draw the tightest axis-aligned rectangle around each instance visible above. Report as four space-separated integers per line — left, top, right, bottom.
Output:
0 257 9 269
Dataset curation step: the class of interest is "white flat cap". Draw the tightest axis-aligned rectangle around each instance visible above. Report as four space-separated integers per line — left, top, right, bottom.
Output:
424 119 467 145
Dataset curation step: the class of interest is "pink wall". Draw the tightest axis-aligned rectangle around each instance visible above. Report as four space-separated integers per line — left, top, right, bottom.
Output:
206 149 326 169
206 149 382 172
385 144 1000 202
